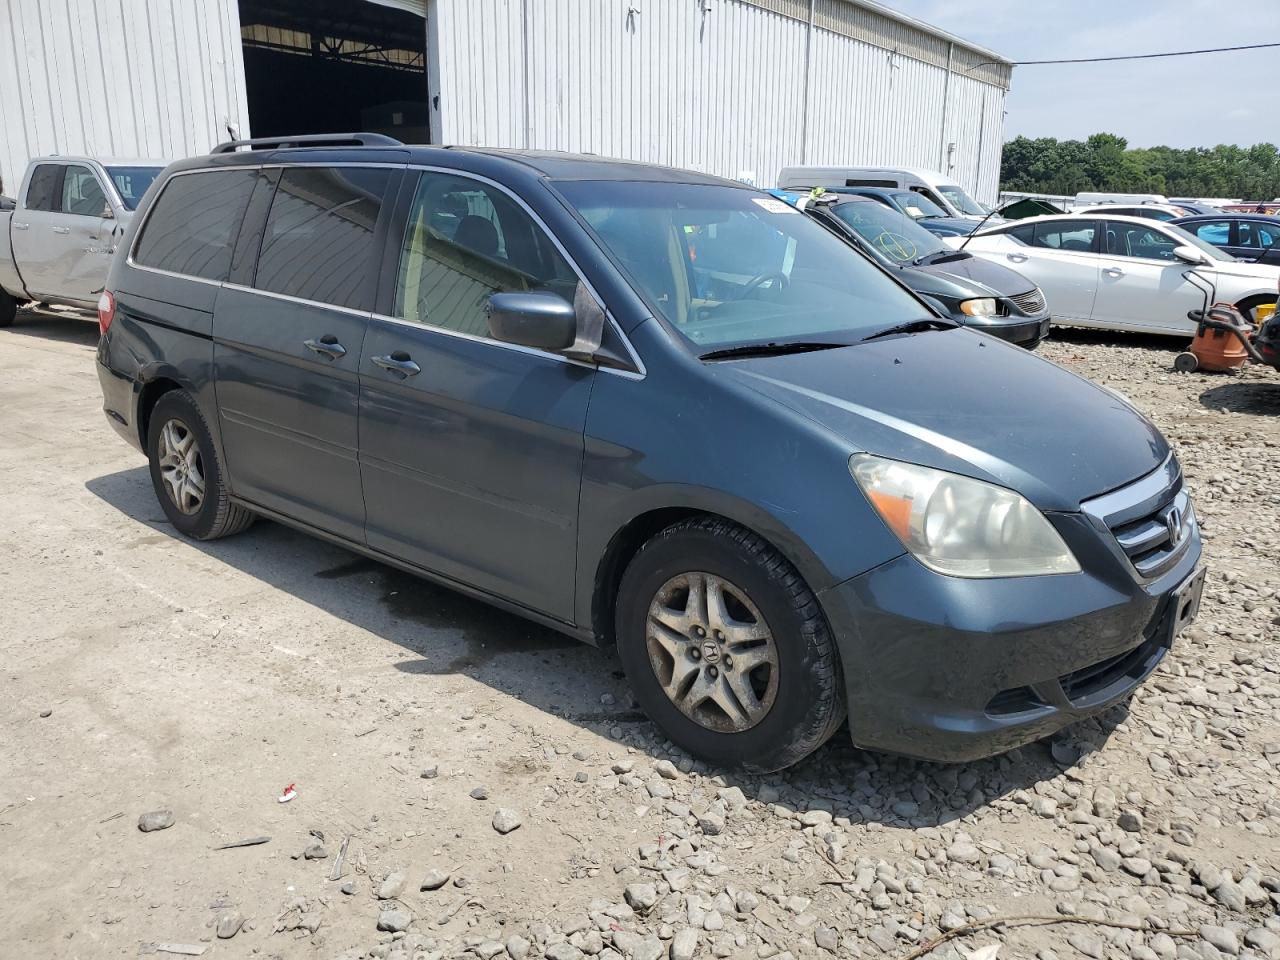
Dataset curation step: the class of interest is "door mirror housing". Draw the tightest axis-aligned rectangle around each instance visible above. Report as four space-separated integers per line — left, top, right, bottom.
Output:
486 291 578 351
101 202 115 220
1172 244 1208 265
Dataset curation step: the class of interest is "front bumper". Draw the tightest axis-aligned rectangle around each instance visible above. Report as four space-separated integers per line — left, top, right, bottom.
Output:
962 313 1050 349
818 510 1202 763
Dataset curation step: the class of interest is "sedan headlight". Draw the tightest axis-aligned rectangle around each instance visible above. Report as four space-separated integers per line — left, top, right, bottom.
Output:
959 298 999 317
850 454 1080 578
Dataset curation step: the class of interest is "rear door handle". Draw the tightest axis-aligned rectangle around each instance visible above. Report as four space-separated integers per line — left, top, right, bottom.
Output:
1006 253 1028 263
303 335 347 360
371 351 421 378
12 221 29 230
52 226 71 235
1103 267 1125 277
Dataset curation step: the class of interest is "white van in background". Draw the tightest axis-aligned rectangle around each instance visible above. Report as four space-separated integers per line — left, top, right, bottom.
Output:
776 165 992 221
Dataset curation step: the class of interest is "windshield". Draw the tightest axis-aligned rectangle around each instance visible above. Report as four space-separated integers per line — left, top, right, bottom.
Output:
554 181 928 350
889 191 948 220
106 166 162 210
938 185 987 216
829 201 950 264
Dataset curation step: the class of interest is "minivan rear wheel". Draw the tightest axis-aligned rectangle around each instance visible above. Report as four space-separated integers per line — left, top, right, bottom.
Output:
146 390 254 540
616 517 845 772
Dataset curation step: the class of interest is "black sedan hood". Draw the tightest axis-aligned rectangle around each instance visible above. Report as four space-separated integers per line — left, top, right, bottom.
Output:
914 253 1035 298
724 330 1168 510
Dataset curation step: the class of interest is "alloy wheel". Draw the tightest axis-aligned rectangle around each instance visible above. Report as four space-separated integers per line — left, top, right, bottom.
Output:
156 418 205 515
645 572 779 733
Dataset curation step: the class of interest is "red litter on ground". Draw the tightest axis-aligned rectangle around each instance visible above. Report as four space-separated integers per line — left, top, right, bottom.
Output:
278 783 297 803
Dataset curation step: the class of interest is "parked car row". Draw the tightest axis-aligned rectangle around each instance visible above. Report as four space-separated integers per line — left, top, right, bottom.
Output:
73 133 1207 771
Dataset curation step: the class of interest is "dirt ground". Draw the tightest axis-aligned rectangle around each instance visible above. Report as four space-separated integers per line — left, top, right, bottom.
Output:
1 311 1278 960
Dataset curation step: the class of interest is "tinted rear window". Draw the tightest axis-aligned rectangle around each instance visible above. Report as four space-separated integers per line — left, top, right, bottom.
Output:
133 170 257 281
25 164 63 212
254 167 390 311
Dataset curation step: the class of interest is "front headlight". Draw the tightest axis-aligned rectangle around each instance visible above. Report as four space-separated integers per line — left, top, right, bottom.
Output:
850 454 1080 578
959 298 999 317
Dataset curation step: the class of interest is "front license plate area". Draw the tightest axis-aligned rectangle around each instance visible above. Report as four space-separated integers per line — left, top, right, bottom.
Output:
1167 567 1206 644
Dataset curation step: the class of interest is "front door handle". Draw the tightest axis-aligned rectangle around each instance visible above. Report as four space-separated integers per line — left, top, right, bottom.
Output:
1103 267 1125 278
371 351 421 378
303 335 347 360
52 226 71 235
12 221 29 230
1006 253 1028 263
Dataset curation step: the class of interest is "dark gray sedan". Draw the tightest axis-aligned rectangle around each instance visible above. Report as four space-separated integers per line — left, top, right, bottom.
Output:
1173 214 1280 265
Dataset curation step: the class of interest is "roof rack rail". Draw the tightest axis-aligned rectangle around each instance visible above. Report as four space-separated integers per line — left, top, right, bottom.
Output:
210 133 403 154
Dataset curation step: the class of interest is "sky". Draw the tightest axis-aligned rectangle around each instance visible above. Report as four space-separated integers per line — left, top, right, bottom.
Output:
882 0 1280 149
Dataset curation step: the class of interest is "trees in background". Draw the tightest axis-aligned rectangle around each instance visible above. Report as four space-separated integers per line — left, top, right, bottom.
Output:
1001 134 1280 199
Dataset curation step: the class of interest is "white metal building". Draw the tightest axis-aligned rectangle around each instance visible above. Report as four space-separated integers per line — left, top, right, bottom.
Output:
0 0 1011 202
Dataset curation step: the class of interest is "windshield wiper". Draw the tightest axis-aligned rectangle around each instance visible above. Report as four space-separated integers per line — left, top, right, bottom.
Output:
914 249 969 266
860 317 958 342
700 341 848 361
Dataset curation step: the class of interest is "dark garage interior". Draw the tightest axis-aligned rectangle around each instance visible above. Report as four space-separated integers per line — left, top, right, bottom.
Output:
238 0 430 143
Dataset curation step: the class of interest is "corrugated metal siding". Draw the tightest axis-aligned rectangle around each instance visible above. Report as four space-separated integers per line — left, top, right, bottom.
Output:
433 0 1008 201
0 0 249 196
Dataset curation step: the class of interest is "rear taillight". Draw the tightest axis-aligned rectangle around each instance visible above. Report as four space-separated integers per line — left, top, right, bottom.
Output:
97 291 116 335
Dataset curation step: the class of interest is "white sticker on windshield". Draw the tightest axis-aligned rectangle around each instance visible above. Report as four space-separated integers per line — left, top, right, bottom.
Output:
752 197 798 215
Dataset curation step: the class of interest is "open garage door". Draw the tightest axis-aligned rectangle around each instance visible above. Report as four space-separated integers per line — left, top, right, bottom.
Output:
238 0 430 143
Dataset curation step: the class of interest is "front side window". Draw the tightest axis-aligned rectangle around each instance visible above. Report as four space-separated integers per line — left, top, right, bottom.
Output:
25 164 63 212
255 167 391 310
106 166 163 211
1190 220 1231 245
554 180 928 351
60 165 106 217
1104 223 1178 260
393 172 577 338
1238 220 1280 249
132 170 257 281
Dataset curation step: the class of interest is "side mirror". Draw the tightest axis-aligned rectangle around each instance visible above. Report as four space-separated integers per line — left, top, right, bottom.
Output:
1172 244 1207 265
486 291 577 351
101 202 115 220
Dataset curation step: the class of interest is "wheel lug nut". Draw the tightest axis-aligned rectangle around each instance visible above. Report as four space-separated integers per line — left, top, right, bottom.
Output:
690 647 701 660
693 626 705 637
707 666 718 678
713 630 723 640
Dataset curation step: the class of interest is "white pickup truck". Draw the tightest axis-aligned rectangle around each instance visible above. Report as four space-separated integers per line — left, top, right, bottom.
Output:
0 156 165 326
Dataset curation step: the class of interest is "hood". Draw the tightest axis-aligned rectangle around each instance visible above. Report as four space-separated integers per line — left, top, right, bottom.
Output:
722 330 1168 510
919 216 977 236
913 253 1035 298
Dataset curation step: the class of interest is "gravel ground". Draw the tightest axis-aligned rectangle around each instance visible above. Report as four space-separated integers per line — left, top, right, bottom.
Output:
1 315 1278 960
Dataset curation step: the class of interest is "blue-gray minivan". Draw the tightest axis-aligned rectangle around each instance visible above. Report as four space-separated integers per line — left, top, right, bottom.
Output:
96 135 1205 771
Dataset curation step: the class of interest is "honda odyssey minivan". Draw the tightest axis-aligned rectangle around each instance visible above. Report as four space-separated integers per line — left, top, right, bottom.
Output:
96 135 1204 771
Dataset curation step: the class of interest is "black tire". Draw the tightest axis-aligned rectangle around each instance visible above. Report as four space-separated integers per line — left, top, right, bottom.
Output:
1236 295 1277 327
615 517 845 772
0 288 16 328
146 390 254 540
1173 352 1199 373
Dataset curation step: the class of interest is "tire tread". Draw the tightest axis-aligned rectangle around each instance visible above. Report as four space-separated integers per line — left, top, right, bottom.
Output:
626 516 846 772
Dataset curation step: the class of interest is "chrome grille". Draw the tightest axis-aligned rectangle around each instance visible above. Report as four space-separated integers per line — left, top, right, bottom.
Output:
1009 287 1046 315
1082 456 1195 581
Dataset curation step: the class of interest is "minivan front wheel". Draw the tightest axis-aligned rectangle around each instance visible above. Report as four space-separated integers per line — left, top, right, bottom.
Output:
146 390 254 540
616 517 845 772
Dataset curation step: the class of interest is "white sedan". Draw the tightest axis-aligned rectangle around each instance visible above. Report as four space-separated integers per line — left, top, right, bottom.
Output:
961 214 1279 335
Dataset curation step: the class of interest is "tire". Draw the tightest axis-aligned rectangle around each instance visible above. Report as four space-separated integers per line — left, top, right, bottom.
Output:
146 390 254 540
615 517 845 772
1236 295 1277 327
0 288 16 328
1173 351 1199 373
